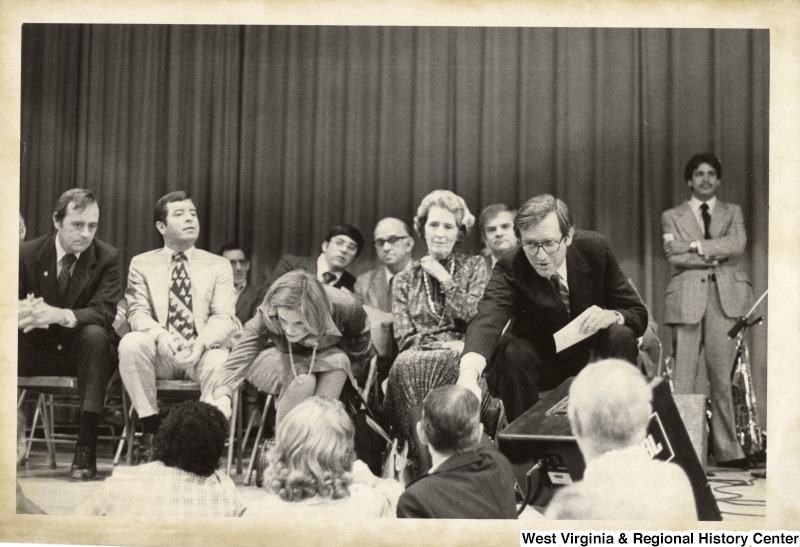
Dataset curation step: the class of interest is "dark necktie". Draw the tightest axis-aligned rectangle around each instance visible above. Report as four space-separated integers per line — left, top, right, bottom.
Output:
168 252 196 342
388 275 395 289
551 273 570 318
700 203 711 239
58 253 77 297
321 271 337 285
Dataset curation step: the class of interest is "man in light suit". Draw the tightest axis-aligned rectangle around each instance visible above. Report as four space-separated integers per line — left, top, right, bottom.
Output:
19 189 121 480
355 217 414 383
267 224 364 293
478 203 518 272
219 242 266 324
661 153 753 467
119 191 237 463
457 194 647 422
355 217 414 313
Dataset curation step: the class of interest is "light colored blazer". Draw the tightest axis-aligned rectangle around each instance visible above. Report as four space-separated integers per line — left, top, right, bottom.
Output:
125 247 237 349
661 200 753 324
354 266 392 313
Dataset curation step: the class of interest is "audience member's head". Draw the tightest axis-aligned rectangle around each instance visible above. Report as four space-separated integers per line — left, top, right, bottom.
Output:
683 152 722 202
413 189 475 242
153 401 228 477
373 217 414 274
219 242 251 288
261 270 332 346
479 203 518 261
568 359 652 462
322 224 364 273
515 194 574 279
154 190 199 251
19 213 26 242
418 385 483 456
683 152 722 183
52 188 100 255
264 397 355 502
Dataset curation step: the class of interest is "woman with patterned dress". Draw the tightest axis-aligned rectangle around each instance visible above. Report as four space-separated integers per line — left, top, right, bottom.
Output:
385 190 502 476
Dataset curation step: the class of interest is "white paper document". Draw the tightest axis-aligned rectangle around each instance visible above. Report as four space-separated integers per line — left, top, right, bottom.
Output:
553 308 595 353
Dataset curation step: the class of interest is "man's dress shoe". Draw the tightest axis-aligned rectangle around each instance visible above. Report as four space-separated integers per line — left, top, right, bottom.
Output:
69 445 97 481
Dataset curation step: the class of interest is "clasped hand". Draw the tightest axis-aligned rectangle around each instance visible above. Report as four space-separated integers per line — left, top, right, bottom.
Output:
18 294 62 332
420 256 452 283
156 332 204 368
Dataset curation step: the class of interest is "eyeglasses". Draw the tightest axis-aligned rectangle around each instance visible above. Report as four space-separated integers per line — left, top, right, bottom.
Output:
522 235 566 255
374 235 410 248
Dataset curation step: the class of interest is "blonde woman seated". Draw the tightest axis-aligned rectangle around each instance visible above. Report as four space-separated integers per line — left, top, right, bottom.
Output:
385 189 502 476
209 270 373 423
244 397 403 518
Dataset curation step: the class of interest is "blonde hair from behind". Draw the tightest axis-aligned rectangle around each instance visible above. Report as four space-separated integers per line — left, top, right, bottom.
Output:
264 397 355 502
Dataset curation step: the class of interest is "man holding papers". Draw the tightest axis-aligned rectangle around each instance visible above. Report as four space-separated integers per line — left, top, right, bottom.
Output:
457 194 647 421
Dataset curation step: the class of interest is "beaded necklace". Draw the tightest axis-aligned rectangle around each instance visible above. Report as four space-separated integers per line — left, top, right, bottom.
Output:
422 256 456 326
287 337 317 384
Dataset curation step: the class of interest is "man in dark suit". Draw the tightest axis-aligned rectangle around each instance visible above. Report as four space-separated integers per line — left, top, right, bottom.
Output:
396 385 517 519
661 153 753 467
18 188 121 480
267 224 364 292
457 194 647 421
219 242 266 324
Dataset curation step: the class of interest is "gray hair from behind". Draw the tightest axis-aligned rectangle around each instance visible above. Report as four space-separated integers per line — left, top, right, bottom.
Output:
567 359 652 455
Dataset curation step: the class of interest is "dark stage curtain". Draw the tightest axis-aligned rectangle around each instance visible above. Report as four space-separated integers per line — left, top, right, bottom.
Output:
20 25 769 422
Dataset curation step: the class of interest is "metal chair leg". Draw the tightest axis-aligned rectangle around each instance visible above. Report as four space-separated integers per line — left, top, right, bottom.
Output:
244 394 273 486
226 390 239 475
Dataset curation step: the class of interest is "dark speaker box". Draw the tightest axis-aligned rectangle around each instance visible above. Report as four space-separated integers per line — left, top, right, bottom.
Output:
497 376 721 521
672 393 708 472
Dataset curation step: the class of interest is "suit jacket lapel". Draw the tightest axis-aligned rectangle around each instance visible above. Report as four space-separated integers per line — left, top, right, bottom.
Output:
566 244 593 317
35 235 61 306
677 202 705 240
149 249 171 325
372 269 391 312
65 242 98 307
709 200 729 239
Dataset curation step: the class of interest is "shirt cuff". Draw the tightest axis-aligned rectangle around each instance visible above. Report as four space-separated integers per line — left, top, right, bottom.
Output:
613 311 624 325
695 240 705 257
460 351 487 377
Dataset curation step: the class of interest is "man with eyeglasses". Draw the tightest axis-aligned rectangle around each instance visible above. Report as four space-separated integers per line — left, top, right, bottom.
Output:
267 224 365 293
355 217 415 313
457 194 647 421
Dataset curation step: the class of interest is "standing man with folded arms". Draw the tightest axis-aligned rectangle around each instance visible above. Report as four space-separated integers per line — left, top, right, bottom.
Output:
19 188 121 480
118 191 237 464
661 153 753 468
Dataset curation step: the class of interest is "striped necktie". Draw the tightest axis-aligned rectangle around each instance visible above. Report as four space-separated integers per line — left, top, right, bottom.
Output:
168 252 196 341
551 273 570 318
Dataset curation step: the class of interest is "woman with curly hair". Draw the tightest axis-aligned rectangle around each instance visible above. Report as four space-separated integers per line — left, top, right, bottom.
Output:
75 401 243 517
244 397 402 518
384 189 503 477
210 269 373 424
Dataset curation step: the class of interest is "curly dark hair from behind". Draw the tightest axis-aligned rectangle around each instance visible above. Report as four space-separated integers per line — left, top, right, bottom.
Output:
153 401 228 477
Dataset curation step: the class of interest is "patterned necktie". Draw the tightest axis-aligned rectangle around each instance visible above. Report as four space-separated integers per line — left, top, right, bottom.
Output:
59 253 77 297
700 203 711 239
551 273 570 318
168 252 196 341
321 271 337 285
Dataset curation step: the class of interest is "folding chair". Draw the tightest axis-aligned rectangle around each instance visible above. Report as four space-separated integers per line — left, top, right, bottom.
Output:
18 372 124 468
114 380 243 475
